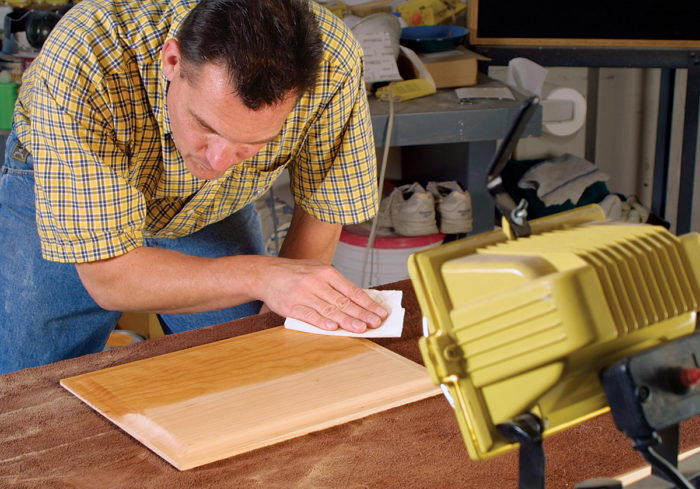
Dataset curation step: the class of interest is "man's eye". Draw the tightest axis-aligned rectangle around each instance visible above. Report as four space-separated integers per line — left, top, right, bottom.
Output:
192 116 211 132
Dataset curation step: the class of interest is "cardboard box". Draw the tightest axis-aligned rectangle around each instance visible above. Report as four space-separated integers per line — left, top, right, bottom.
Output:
418 46 489 88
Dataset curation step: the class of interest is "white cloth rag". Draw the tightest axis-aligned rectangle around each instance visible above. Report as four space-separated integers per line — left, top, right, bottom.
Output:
284 289 404 338
518 154 609 207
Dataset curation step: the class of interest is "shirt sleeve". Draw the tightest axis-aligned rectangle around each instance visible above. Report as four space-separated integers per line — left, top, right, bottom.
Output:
288 50 378 225
29 45 147 263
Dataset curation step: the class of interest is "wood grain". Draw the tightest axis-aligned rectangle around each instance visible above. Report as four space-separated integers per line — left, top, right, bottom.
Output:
61 327 439 470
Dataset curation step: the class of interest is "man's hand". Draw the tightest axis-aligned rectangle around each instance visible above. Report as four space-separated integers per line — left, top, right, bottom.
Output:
254 257 387 333
261 205 387 332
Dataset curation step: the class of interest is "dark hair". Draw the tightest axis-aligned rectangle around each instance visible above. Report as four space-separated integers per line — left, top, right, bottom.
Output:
177 0 323 109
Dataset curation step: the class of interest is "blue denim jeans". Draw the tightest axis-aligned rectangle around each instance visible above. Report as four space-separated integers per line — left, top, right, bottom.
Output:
0 130 264 374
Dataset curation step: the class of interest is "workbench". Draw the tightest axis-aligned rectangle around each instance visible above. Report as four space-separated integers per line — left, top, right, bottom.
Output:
3 279 700 489
369 76 542 234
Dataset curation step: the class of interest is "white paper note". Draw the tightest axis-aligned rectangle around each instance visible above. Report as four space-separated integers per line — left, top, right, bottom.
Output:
284 289 404 338
355 32 402 84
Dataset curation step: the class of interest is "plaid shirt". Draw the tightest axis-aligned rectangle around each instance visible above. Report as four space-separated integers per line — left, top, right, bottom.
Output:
14 0 377 263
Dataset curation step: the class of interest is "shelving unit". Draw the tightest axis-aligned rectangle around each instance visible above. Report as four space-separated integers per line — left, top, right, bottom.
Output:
475 45 699 234
369 75 542 233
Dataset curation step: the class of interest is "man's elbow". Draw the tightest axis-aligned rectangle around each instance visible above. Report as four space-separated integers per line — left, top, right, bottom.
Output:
75 261 122 311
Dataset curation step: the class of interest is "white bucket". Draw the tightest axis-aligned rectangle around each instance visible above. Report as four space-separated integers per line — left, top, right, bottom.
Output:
332 225 444 288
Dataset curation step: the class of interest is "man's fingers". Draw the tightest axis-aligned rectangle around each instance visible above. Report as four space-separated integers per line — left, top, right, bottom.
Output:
291 290 387 333
292 303 340 331
344 286 390 323
316 285 388 332
302 298 367 333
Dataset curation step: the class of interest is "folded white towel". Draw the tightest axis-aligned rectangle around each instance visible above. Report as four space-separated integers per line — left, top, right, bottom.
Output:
518 154 609 207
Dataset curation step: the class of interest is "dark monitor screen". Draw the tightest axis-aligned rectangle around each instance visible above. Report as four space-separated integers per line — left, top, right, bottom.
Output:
469 1 700 47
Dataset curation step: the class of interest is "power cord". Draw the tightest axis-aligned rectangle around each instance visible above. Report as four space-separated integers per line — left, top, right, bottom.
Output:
360 84 395 288
637 444 694 489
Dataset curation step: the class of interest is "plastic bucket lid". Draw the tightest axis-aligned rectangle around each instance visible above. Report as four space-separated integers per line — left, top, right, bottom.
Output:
340 225 444 250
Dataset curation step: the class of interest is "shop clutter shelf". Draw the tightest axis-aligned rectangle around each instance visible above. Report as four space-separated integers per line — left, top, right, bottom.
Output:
368 75 542 234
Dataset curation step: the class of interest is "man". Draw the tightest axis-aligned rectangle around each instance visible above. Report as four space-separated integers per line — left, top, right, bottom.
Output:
0 0 387 374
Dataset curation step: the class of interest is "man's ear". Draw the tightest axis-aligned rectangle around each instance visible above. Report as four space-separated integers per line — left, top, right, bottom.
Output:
161 39 181 82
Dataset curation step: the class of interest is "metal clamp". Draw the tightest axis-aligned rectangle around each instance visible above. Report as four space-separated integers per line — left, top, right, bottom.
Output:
497 413 545 489
486 96 540 238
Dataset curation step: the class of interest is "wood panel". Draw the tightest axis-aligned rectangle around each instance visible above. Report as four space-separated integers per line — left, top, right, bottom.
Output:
61 327 439 470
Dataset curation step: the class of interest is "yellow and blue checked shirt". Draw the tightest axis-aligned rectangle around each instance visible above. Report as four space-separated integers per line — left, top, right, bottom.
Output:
14 0 377 263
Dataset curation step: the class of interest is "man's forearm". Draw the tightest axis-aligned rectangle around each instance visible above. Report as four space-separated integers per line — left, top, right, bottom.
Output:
75 207 387 332
278 205 341 263
75 205 343 315
75 246 271 313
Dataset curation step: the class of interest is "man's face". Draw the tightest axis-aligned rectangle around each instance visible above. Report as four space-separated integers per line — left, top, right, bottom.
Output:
162 40 297 180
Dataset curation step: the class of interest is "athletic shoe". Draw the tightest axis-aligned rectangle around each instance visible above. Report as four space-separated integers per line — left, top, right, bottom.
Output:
388 183 439 236
427 181 473 234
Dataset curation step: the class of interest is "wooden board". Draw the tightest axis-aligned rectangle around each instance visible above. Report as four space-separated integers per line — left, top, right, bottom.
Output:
61 327 440 470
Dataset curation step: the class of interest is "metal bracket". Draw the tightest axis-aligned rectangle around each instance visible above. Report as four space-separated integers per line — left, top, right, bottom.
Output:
486 96 540 238
497 413 545 489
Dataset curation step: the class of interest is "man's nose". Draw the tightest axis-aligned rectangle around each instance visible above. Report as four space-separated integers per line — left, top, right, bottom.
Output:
206 139 261 171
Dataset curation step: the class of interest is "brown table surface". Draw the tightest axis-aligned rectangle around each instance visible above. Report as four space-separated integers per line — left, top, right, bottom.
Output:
2 279 700 489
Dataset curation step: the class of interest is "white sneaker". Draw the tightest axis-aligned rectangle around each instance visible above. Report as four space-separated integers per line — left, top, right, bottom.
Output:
388 183 439 236
427 181 473 234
